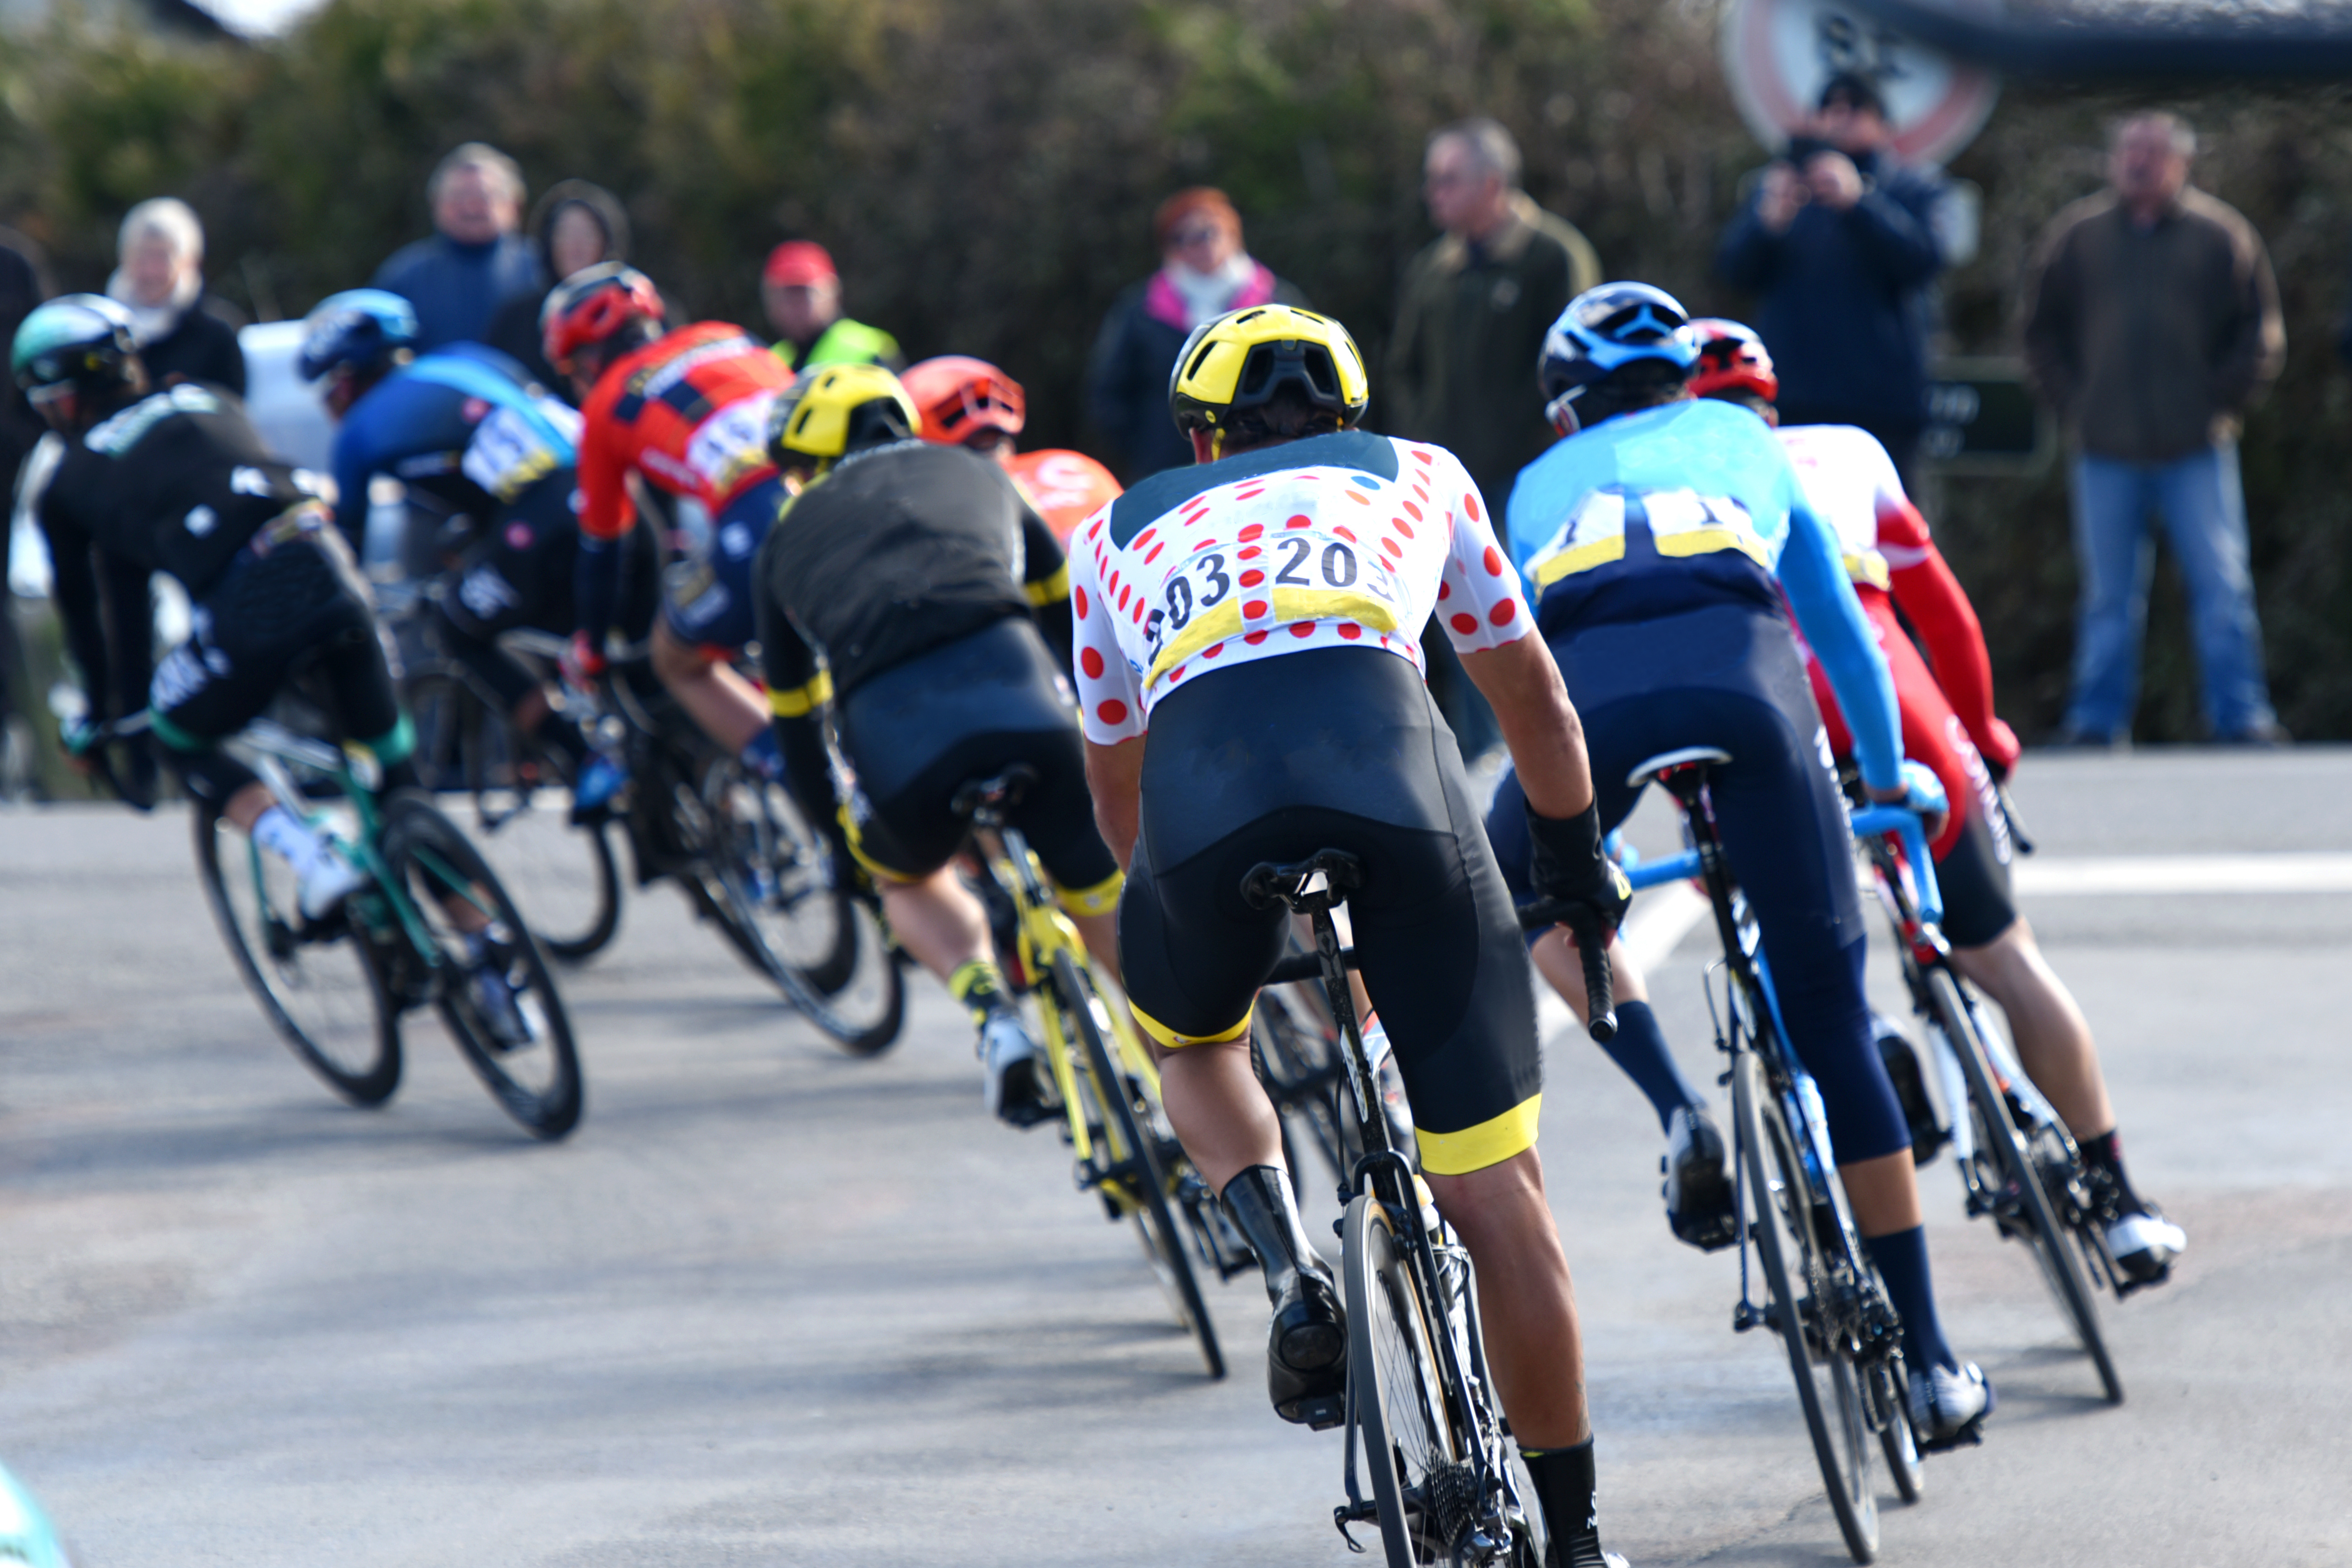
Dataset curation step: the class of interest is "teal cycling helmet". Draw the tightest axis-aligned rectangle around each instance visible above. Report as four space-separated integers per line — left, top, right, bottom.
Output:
11 294 140 409
297 288 420 382
1537 282 1700 431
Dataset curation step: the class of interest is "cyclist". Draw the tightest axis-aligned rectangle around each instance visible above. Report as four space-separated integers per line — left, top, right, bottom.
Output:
541 263 792 784
899 355 1122 542
1071 304 1630 1568
1483 283 1993 1445
13 296 526 1031
750 364 1117 1127
1686 317 2184 1284
299 288 646 811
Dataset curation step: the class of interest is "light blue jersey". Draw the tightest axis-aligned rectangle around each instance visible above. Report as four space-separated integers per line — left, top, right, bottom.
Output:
1505 398 1903 790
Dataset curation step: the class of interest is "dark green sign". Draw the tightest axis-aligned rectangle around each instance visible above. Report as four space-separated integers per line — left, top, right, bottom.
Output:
1922 357 2052 475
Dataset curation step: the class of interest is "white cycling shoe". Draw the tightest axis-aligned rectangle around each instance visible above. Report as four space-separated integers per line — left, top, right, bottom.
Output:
296 853 370 920
2104 1208 2187 1284
979 1013 1053 1129
1909 1360 1994 1448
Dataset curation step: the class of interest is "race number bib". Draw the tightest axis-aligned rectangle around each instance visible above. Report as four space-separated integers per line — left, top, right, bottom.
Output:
462 400 582 503
1142 523 1402 688
683 392 778 500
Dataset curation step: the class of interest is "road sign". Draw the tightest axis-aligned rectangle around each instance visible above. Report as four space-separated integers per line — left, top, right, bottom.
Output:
1923 357 2052 476
1720 0 2001 166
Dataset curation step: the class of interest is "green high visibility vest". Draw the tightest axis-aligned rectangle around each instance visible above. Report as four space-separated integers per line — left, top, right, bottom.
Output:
773 317 901 371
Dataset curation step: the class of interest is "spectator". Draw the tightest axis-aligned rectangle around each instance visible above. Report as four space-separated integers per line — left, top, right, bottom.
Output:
485 178 633 393
105 198 246 394
1716 73 1947 484
1086 188 1308 481
1386 118 1597 760
762 241 902 374
370 143 543 352
2022 112 2287 747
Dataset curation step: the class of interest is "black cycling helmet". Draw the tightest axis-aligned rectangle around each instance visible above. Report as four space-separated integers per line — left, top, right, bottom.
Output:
11 295 141 415
1536 282 1700 431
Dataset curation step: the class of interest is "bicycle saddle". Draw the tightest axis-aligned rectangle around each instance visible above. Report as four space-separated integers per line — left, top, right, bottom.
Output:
1240 850 1364 913
1627 746 1733 793
951 765 1041 823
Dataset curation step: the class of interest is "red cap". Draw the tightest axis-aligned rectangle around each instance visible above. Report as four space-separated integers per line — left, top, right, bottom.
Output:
763 241 837 288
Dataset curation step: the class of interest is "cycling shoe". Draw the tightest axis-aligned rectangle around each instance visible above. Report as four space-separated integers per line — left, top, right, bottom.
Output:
1663 1104 1737 1251
2104 1206 2187 1286
462 930 533 1051
570 753 627 818
979 1013 1053 1129
1909 1360 1994 1450
1267 1268 1347 1429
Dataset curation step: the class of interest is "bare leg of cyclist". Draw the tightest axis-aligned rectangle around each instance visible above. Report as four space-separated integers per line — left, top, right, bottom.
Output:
883 866 1053 1126
1947 918 2115 1137
650 621 767 755
1427 1152 1591 1445
1156 1037 1287 1193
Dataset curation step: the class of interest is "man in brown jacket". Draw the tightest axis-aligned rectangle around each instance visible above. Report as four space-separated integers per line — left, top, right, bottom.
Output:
1387 117 1600 754
2022 112 2286 746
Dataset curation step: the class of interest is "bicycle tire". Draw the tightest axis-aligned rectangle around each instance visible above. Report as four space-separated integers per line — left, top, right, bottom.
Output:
701 761 861 994
381 792 583 1140
1879 1382 1924 1504
403 667 623 962
1252 983 1348 1193
1926 968 2122 1404
193 798 403 1105
1056 949 1223 1380
1733 1051 1879 1563
1345 1193 1477 1568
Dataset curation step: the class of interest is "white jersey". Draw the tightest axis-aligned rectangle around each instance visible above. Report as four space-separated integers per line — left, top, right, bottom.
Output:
1066 431 1530 744
1773 423 1913 588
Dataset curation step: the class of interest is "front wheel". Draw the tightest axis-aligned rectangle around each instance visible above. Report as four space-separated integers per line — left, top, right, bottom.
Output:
1733 1051 1878 1563
1058 951 1221 1379
194 798 403 1105
381 792 583 1140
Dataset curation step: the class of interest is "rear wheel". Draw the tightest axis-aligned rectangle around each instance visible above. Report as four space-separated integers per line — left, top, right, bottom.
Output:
381 792 582 1140
1928 969 2122 1404
1734 1051 1878 1563
1252 980 1348 1193
194 798 402 1105
1345 1195 1476 1567
404 667 622 962
1058 951 1221 1379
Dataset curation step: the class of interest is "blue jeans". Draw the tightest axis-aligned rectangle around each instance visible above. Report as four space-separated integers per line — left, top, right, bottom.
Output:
2066 440 2276 739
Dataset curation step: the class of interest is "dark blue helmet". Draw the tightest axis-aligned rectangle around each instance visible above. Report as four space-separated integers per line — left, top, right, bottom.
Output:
1537 282 1700 429
297 289 420 382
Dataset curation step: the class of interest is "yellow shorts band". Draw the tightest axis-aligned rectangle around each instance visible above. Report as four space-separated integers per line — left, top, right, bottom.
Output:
1414 1093 1542 1176
1024 562 1071 606
1055 869 1125 918
767 670 835 718
839 806 918 885
1131 999 1253 1051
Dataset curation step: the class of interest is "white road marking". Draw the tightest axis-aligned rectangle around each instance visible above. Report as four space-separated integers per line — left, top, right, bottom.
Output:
1534 880 1712 1043
2012 852 2352 896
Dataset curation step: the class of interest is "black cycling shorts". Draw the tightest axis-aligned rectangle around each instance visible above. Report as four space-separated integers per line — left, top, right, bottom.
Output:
1486 602 1910 1167
836 616 1120 912
1118 647 1543 1177
1934 804 2018 950
148 521 407 802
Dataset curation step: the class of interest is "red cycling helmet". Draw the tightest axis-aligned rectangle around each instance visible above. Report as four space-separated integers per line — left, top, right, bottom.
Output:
901 355 1025 447
1687 318 1778 404
541 263 665 373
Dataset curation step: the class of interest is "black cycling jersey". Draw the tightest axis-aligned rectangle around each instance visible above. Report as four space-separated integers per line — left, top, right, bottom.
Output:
753 439 1072 704
29 382 319 596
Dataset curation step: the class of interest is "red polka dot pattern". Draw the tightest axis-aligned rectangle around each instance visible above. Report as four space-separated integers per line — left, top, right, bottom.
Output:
1075 587 1089 618
1081 647 1105 678
1489 600 1517 627
1238 569 1265 588
1337 623 1362 640
1243 599 1268 618
1483 546 1504 577
1450 613 1477 634
1289 622 1314 638
1098 699 1128 724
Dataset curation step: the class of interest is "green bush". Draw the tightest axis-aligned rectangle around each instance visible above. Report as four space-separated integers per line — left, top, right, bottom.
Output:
1 0 2346 740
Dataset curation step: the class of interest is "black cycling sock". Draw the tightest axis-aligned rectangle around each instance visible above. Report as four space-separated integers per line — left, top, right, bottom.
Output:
1518 1439 1606 1568
1218 1165 1325 1305
1593 1000 1703 1135
1866 1226 1956 1374
2078 1129 2146 1214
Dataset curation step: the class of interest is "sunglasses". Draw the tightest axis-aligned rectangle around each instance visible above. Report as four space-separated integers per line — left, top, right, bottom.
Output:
1168 225 1223 248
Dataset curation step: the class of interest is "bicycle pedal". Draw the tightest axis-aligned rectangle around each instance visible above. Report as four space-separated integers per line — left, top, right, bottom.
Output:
1284 1392 1346 1431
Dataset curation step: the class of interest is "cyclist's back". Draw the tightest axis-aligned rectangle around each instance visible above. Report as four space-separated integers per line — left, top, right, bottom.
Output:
331 340 556 528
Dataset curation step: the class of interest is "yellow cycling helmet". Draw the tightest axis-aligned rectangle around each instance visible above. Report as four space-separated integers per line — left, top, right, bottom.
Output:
1167 304 1370 438
765 362 921 469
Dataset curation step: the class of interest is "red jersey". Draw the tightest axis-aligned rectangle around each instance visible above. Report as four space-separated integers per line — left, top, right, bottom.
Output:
1006 448 1121 543
576 322 793 542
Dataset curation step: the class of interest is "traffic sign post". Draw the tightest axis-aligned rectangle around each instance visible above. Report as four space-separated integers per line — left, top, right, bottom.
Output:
1720 0 2001 166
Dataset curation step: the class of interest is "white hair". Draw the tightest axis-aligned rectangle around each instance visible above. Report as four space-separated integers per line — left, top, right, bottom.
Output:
118 197 204 265
1429 117 1523 190
2114 111 2197 159
428 142 526 207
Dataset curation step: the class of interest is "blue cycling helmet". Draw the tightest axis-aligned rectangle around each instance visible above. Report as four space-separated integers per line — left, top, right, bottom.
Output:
1537 282 1700 430
297 288 420 382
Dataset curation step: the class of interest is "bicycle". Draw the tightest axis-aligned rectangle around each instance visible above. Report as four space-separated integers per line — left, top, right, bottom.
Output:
1616 746 1932 1564
74 701 583 1140
1246 849 1614 1568
1853 796 2127 1405
954 767 1248 1379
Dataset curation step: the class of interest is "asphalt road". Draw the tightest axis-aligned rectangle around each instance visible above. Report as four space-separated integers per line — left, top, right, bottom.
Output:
3 748 2349 1567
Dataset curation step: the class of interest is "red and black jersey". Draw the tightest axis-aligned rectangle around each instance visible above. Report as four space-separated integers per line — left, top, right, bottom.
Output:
575 322 791 542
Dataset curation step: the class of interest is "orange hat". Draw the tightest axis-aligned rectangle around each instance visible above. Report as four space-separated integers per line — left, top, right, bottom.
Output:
763 241 837 288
